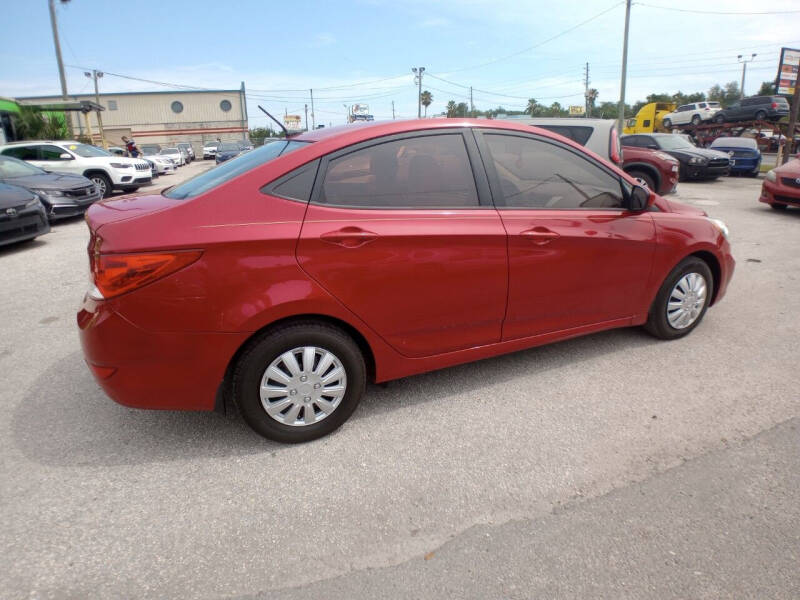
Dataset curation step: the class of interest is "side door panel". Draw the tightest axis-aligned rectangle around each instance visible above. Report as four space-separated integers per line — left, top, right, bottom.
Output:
296 130 509 358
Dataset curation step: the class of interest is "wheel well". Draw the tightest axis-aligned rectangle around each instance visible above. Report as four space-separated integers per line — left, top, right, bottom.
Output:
215 314 377 413
624 163 660 188
690 250 721 305
83 169 110 180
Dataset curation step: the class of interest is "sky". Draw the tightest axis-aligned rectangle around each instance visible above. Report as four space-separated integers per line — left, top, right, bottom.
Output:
1 0 798 128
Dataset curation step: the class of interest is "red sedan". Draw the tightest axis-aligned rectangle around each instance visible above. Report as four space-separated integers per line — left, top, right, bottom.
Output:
760 157 800 210
78 119 735 443
621 145 680 195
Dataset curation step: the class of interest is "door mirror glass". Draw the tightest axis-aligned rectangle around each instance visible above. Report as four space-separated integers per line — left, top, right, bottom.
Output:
628 185 651 211
59 152 73 160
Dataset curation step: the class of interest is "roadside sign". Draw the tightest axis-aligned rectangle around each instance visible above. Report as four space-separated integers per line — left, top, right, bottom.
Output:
351 104 369 116
569 105 585 116
776 47 799 96
284 115 302 131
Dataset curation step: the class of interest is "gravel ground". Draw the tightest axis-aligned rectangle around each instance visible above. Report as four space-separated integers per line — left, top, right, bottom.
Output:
1 172 798 599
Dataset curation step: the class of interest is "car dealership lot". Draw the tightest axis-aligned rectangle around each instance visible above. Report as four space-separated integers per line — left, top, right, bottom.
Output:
1 176 798 597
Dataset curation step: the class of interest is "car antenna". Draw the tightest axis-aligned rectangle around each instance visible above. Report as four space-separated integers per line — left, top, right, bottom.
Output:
258 105 293 138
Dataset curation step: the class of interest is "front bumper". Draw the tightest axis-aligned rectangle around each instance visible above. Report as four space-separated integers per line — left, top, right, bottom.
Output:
728 157 761 173
682 163 729 180
0 203 50 246
77 296 249 411
760 179 800 207
40 188 102 220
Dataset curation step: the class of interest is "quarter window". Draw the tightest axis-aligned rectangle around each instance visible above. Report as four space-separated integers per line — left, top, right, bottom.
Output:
318 134 479 208
484 134 624 209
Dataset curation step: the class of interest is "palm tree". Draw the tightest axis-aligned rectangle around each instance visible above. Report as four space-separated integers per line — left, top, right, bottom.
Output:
585 88 599 117
525 98 538 116
446 100 457 118
420 90 433 117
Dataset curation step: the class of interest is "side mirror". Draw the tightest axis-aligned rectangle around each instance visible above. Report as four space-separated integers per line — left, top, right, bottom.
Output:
59 152 73 160
627 185 652 211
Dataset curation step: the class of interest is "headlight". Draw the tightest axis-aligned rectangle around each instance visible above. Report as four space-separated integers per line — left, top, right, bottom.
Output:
655 152 677 162
765 170 777 182
688 157 708 165
31 188 64 197
110 162 131 169
707 217 729 239
25 196 41 208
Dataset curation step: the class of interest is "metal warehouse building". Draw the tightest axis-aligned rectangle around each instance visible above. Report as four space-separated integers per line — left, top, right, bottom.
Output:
18 85 248 156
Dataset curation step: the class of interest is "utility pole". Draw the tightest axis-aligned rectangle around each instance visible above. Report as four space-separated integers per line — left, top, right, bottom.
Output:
304 104 309 131
584 62 590 118
49 0 73 138
738 53 757 99
391 101 395 120
85 70 106 148
782 81 800 165
617 0 631 134
412 67 425 118
470 86 474 117
309 89 315 129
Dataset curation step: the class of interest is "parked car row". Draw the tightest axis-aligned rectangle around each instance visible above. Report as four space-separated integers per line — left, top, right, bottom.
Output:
204 139 253 161
662 96 790 129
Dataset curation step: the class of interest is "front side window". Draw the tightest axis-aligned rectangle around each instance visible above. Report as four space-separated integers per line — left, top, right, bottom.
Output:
318 133 479 208
484 134 624 209
39 145 72 160
165 140 308 199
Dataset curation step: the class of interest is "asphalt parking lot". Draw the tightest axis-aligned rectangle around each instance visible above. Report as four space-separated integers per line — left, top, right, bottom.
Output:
1 174 799 599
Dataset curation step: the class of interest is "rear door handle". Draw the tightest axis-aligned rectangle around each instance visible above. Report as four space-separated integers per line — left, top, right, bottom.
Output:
520 227 560 245
319 226 379 248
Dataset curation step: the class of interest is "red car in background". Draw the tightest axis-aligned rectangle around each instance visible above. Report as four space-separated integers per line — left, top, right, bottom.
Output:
621 145 680 195
760 157 800 211
78 119 734 443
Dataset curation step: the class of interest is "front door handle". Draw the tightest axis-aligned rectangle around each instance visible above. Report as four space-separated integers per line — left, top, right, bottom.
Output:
520 227 560 245
319 226 379 248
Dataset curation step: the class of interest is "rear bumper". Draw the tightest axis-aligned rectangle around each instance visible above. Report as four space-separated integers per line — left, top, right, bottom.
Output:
760 180 800 207
77 296 249 411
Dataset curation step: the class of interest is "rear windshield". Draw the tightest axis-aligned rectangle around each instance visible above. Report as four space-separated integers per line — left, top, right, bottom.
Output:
773 96 789 104
164 140 309 199
710 137 757 149
534 125 593 146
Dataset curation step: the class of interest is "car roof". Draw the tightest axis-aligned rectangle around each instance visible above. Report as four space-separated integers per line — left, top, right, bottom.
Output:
0 140 80 147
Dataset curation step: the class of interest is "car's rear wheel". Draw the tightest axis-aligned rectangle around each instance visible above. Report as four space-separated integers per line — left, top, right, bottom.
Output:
691 115 701 125
232 322 366 443
645 257 714 340
88 172 112 198
627 169 656 192
755 110 767 121
714 114 725 124
770 203 787 211
662 118 672 129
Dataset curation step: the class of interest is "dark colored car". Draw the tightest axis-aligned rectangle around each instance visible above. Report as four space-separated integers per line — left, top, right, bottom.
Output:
0 155 101 220
760 156 800 210
709 137 761 177
712 96 790 123
78 119 735 443
622 133 730 180
215 142 241 164
621 146 680 194
0 182 50 246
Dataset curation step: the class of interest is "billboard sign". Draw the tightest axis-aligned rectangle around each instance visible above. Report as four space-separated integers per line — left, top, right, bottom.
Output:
569 105 585 116
351 104 369 116
284 114 302 131
776 47 799 96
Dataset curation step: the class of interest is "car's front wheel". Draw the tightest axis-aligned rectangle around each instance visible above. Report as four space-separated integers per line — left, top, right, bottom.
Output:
232 322 367 443
88 172 112 198
645 257 714 340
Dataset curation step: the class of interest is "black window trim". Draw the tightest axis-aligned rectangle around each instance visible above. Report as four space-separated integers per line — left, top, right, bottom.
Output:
471 128 632 212
261 159 321 203
308 128 494 210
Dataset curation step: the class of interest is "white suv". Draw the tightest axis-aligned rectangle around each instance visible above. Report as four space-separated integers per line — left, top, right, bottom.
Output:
0 141 152 197
662 102 722 129
202 141 219 159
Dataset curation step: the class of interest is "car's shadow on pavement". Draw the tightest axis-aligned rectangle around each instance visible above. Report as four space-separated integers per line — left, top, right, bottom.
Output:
12 328 662 468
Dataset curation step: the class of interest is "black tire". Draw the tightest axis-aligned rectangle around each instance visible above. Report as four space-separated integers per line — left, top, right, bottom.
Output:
232 321 367 443
120 186 140 193
770 203 787 211
627 169 657 192
691 114 701 126
713 114 725 124
87 172 112 198
644 256 714 340
662 118 672 129
755 110 767 121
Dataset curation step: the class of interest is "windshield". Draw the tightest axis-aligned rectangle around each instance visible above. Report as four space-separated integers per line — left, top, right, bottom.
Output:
165 140 309 199
161 148 179 154
655 136 695 150
141 147 160 155
219 143 239 152
0 156 44 177
711 137 757 149
71 143 112 158
204 141 218 148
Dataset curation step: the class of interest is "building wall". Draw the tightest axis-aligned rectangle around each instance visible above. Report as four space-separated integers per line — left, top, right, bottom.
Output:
18 89 247 156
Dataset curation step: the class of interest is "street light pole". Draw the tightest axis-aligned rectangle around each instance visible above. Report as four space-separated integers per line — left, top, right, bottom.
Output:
738 53 757 99
49 0 73 138
412 67 425 119
617 0 631 135
86 69 107 149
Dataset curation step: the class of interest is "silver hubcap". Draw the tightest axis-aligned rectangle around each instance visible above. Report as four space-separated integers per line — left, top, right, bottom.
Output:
259 346 347 427
667 272 707 329
91 177 107 195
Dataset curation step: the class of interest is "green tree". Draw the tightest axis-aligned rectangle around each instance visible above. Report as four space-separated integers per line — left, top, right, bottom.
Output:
420 90 433 117
15 106 68 140
757 80 776 95
525 98 539 116
585 89 599 117
708 81 740 107
445 100 457 118
456 102 469 117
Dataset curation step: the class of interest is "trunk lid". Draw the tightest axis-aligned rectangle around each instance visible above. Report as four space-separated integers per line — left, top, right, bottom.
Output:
85 193 182 232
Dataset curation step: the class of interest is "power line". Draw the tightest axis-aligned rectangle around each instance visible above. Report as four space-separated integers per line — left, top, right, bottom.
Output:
635 2 800 15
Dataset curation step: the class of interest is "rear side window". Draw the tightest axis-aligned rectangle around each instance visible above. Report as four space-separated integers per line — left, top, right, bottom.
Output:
484 134 623 210
1 145 38 160
318 133 479 208
534 125 593 146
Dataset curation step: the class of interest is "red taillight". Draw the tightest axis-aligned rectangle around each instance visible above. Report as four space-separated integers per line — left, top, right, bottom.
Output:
610 127 621 164
771 102 777 109
92 250 202 298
